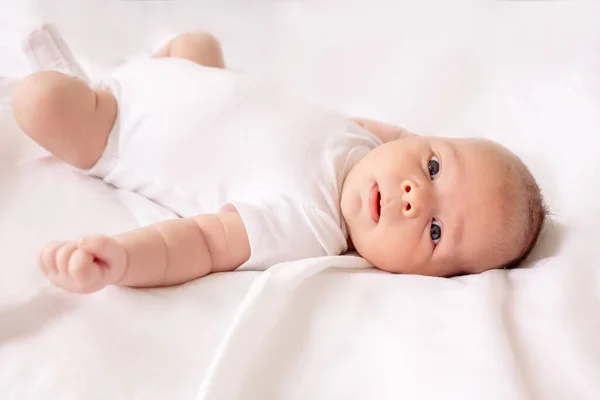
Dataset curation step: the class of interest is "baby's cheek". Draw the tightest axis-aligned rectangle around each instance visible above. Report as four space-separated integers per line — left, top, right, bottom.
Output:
370 233 415 273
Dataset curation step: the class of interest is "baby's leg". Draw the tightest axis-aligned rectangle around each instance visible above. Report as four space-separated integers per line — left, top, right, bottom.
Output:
12 71 117 169
153 32 225 68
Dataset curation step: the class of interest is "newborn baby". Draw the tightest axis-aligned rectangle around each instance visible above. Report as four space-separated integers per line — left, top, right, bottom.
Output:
12 32 547 293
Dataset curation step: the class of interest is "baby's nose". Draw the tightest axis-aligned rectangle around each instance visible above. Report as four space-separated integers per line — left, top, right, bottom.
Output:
399 180 429 219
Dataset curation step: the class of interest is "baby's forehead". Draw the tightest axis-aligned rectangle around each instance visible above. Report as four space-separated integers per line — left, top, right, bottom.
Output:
454 138 516 173
444 137 509 154
443 138 522 271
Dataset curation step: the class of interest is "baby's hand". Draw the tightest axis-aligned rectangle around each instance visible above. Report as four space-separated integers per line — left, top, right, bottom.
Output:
39 235 127 293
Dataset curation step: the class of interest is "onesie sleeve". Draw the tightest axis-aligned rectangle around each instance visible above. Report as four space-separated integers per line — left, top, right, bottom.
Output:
228 197 347 271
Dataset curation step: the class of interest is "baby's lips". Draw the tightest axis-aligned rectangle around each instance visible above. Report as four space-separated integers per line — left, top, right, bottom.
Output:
369 183 381 223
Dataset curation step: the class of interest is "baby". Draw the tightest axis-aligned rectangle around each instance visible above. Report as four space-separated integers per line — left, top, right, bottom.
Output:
11 32 547 294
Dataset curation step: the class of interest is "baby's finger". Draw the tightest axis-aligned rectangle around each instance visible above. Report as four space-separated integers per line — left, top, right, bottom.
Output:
40 241 65 276
55 242 78 276
77 235 110 258
78 235 123 267
45 273 69 292
69 248 98 283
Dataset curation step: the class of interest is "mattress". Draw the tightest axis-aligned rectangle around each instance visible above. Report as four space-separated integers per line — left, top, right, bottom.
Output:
1 1 599 399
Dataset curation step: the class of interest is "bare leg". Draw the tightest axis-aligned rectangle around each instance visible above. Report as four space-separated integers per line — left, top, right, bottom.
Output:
153 32 225 68
12 71 117 169
12 32 221 169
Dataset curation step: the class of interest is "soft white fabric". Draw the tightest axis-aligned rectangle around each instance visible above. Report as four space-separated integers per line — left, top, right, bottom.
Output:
1 1 599 400
90 56 380 270
22 24 89 81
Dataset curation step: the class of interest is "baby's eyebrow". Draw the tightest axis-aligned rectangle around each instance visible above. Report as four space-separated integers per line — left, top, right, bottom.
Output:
445 141 464 248
452 216 464 248
448 141 462 172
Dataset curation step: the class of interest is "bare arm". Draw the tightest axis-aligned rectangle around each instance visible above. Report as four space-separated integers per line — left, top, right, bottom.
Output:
115 211 250 287
350 117 415 143
40 211 250 293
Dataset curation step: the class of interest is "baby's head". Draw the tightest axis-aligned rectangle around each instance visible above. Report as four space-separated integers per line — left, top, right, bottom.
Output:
341 136 547 276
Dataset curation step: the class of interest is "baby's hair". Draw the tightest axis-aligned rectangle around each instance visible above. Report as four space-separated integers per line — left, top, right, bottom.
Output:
502 157 549 269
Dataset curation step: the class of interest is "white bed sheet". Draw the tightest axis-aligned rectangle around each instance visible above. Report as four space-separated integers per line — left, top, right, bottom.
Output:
1 1 599 399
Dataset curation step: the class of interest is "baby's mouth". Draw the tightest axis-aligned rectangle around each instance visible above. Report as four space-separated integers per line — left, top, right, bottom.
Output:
370 183 381 223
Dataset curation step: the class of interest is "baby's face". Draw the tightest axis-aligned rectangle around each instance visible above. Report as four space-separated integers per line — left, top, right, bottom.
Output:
341 136 516 276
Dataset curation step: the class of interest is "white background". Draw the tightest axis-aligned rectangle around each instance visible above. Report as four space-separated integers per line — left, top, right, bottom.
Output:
0 1 599 399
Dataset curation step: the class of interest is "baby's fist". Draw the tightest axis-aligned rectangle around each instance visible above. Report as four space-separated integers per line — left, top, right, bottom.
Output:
40 235 127 293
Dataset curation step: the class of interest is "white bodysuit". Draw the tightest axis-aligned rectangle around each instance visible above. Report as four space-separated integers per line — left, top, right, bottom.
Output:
89 57 382 270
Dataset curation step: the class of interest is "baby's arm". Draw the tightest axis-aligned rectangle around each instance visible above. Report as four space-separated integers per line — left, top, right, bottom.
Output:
40 212 250 293
350 117 415 143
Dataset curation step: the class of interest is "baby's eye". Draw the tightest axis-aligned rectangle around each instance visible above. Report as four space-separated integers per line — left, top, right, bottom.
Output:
430 219 442 245
428 155 440 180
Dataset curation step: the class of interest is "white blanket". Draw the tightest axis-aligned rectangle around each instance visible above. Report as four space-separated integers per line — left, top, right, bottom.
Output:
1 1 599 399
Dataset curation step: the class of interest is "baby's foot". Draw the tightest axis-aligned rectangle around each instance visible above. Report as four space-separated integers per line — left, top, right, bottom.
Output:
39 235 127 293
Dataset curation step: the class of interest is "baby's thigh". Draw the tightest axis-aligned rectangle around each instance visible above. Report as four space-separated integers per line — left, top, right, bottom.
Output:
13 71 117 169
